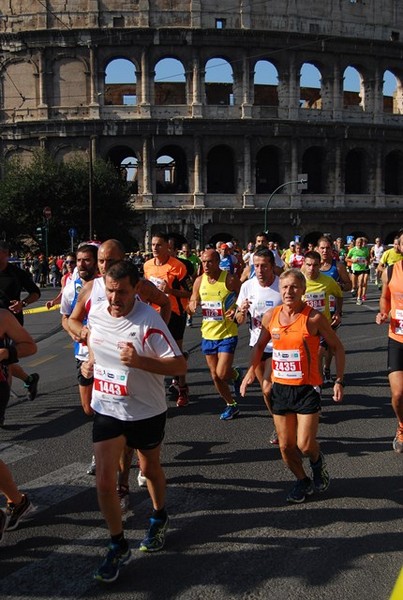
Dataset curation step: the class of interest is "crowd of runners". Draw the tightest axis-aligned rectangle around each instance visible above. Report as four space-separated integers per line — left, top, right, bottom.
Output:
0 230 402 583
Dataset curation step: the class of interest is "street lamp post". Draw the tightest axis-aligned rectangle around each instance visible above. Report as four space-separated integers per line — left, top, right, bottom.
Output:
43 206 52 257
88 141 94 241
264 176 308 233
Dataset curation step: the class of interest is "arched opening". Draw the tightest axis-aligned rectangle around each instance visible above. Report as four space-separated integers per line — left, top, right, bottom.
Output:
385 231 400 245
343 66 362 110
385 150 403 195
154 57 186 105
302 147 326 193
105 58 137 106
255 146 281 193
205 58 234 105
345 149 367 194
106 145 140 194
300 63 322 109
253 60 278 106
207 145 235 193
156 145 188 193
348 230 368 240
303 231 323 248
383 69 400 114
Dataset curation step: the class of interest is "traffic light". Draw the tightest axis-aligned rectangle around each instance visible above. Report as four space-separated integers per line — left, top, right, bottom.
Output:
36 226 43 241
194 226 200 241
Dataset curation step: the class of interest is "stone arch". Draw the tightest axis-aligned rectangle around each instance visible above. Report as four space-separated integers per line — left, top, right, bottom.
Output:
302 146 326 193
206 145 235 193
303 231 324 247
4 147 34 166
156 144 188 193
299 63 322 109
382 68 403 114
345 148 368 194
106 145 141 193
2 59 38 111
53 145 87 163
384 150 403 195
104 57 137 106
342 65 363 110
384 231 400 244
205 57 234 105
208 232 234 246
154 57 186 105
50 56 89 106
253 60 279 106
255 146 281 193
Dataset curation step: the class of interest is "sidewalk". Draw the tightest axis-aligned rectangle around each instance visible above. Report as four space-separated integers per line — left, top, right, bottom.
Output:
22 286 63 342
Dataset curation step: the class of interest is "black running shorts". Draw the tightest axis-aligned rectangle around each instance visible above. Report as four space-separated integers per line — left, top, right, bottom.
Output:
168 312 187 341
76 359 93 387
387 337 403 374
92 410 167 450
271 382 321 415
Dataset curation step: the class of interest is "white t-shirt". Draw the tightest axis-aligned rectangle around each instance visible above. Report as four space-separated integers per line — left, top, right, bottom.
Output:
237 276 281 351
372 244 384 263
87 277 106 312
88 299 181 421
60 277 89 361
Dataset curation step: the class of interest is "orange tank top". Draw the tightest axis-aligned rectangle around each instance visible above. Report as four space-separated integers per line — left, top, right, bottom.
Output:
268 304 322 386
388 261 403 342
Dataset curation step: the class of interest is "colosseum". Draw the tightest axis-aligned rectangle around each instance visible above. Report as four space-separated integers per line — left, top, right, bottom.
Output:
1 1 403 249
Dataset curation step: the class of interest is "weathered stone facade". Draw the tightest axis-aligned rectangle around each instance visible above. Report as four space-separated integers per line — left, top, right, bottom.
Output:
1 1 403 247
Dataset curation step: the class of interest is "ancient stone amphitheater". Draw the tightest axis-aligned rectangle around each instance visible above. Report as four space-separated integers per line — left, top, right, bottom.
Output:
1 1 403 248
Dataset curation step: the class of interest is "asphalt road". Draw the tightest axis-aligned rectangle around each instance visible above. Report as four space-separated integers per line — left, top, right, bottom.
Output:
0 285 402 600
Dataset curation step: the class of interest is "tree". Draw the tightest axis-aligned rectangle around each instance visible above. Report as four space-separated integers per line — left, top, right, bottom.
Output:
0 150 135 253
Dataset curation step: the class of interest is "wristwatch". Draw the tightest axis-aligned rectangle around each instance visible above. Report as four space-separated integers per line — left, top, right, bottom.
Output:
21 300 28 308
335 379 345 387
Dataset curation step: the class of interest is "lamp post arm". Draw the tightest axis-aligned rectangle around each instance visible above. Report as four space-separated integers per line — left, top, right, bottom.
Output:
264 178 307 233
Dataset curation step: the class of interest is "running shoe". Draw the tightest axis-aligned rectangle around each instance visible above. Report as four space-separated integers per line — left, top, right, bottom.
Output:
137 470 147 487
117 484 130 514
167 379 180 401
176 385 189 407
323 368 332 384
232 367 243 399
362 294 367 302
310 452 330 492
220 403 240 421
269 428 279 445
24 373 39 401
356 298 362 305
94 542 132 583
5 493 33 531
0 509 7 544
186 315 192 327
286 478 314 503
87 455 96 475
351 289 356 297
392 425 403 453
139 516 169 552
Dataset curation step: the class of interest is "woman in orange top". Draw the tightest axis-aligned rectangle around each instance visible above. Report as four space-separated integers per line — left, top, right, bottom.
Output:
241 268 345 503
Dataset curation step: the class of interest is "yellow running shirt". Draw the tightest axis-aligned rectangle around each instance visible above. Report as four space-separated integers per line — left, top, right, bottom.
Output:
199 271 238 340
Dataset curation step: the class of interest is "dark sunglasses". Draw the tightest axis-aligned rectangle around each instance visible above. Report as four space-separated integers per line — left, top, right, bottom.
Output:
65 260 76 264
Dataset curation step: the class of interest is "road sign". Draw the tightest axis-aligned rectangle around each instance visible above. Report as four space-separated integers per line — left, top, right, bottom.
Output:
43 206 52 219
68 228 78 238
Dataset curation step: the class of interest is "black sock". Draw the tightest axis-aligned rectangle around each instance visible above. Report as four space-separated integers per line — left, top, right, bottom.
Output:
152 507 167 521
111 532 127 551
